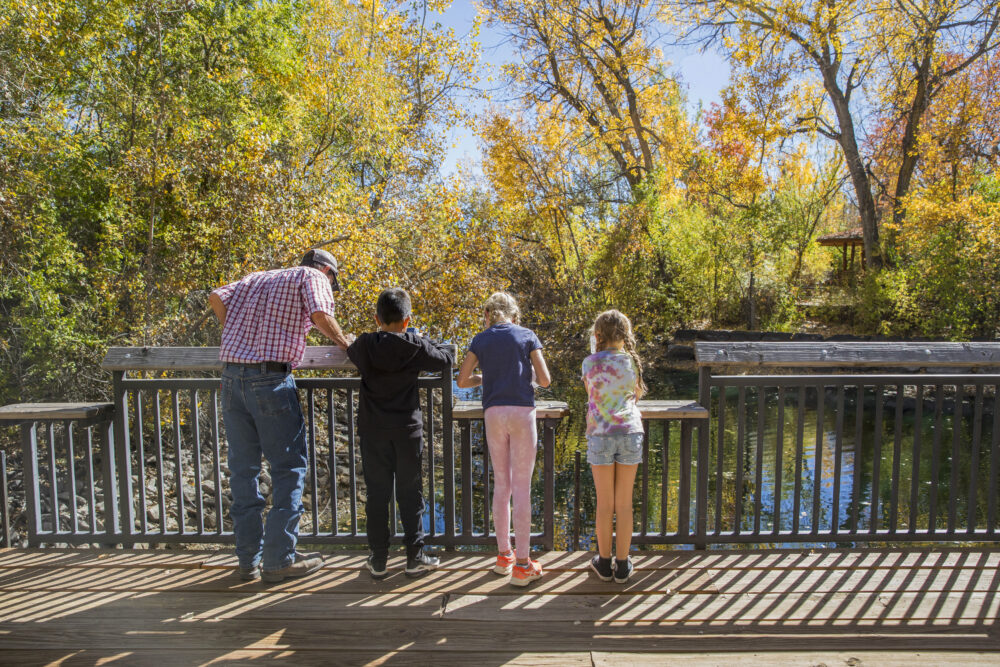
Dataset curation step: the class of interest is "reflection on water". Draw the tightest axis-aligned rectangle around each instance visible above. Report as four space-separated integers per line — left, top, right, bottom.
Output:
430 376 998 552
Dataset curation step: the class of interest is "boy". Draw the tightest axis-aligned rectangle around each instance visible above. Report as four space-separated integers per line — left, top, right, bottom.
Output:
346 288 455 578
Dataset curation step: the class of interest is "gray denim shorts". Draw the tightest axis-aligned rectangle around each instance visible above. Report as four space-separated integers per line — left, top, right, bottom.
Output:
586 432 643 466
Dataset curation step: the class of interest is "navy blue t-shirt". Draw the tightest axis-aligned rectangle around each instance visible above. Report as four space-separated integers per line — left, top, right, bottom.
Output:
468 323 542 409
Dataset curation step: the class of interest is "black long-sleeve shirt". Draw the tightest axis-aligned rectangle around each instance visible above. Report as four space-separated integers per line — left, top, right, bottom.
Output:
346 331 455 430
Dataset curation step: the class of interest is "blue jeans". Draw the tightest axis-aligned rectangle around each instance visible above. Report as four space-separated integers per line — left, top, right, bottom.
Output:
221 364 307 570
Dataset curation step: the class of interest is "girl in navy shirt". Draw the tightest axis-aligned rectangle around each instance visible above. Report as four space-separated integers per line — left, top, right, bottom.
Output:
457 292 551 586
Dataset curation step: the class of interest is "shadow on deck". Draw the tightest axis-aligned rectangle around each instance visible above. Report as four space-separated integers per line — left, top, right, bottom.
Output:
0 547 998 665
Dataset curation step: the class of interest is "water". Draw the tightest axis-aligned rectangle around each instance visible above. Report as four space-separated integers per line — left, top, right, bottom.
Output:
436 378 998 551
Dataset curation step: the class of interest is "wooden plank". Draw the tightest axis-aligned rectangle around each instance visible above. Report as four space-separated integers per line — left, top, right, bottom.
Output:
0 403 113 421
0 588 995 626
100 347 351 371
4 548 999 575
0 549 220 569
5 548 999 574
695 341 1000 368
101 345 459 372
709 563 1000 595
453 400 570 420
636 400 709 420
0 564 716 596
0 618 996 652
592 653 1000 666
0 650 591 666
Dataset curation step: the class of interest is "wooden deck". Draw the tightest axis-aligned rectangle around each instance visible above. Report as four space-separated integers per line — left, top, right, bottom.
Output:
0 547 998 665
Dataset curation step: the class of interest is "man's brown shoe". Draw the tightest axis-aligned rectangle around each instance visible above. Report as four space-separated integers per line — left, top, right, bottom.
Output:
262 551 324 583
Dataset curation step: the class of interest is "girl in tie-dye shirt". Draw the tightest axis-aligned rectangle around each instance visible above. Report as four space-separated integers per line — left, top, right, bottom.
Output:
581 310 646 584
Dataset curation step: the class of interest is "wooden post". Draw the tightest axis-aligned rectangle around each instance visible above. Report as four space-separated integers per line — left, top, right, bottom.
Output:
695 367 711 549
21 423 42 547
542 419 556 551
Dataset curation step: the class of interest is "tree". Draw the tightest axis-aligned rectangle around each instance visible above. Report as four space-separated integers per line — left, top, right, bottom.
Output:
484 0 687 199
665 0 1000 270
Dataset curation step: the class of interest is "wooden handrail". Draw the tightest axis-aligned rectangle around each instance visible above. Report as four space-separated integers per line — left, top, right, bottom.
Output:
695 341 1000 368
101 344 459 372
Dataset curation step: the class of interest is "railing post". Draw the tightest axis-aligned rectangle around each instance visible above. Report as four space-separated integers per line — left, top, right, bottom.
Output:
695 365 711 549
20 422 42 546
112 370 135 540
678 421 691 540
542 418 556 551
442 367 455 547
1 450 9 548
572 450 581 552
99 417 120 540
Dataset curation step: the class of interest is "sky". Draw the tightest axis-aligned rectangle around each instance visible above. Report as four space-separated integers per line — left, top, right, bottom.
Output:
434 1 732 176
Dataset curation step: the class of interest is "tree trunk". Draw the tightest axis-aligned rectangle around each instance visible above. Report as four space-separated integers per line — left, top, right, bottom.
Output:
825 79 882 270
892 52 932 230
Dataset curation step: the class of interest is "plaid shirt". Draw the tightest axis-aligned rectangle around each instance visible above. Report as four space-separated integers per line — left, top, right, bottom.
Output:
213 267 337 367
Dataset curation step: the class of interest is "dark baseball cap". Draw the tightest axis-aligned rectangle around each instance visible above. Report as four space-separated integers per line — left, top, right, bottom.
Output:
301 248 341 292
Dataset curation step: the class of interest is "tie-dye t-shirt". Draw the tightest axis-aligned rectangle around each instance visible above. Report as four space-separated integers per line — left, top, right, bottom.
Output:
581 350 643 436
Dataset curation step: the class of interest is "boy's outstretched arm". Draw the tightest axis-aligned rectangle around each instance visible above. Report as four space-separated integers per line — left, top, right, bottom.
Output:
415 338 455 372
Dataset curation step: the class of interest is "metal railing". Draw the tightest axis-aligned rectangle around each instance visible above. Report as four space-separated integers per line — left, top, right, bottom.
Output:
100 346 466 545
0 403 118 547
6 341 1000 551
694 342 1000 545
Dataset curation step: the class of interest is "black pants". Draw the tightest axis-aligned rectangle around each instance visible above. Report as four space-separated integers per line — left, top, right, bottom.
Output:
360 425 425 558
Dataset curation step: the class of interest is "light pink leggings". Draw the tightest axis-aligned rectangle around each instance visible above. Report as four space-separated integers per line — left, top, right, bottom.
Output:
484 406 538 560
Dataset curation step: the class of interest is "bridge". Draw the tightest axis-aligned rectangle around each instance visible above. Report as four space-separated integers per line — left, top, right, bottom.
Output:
0 342 998 663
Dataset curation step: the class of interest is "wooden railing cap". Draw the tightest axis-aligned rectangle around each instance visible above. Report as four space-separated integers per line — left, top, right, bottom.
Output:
453 400 570 420
695 341 1000 368
636 400 709 419
102 344 458 372
0 403 114 421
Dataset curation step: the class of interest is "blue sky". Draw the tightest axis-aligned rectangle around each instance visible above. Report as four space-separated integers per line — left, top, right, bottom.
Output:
434 1 731 175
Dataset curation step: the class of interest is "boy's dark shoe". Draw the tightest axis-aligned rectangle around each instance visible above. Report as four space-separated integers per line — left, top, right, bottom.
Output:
238 563 261 581
404 549 440 577
613 556 633 584
367 553 388 579
262 551 324 583
589 555 613 582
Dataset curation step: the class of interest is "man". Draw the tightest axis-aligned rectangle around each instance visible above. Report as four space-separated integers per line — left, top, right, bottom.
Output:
209 248 351 583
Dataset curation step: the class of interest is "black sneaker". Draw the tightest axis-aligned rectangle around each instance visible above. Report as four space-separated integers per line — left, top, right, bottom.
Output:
404 549 440 577
366 553 388 580
589 555 613 582
613 556 633 584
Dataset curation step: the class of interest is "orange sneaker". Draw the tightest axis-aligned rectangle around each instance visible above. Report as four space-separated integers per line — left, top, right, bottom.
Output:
493 550 515 575
510 559 543 587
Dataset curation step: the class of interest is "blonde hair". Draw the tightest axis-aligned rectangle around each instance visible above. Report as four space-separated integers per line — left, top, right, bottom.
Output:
484 292 520 326
591 310 647 398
